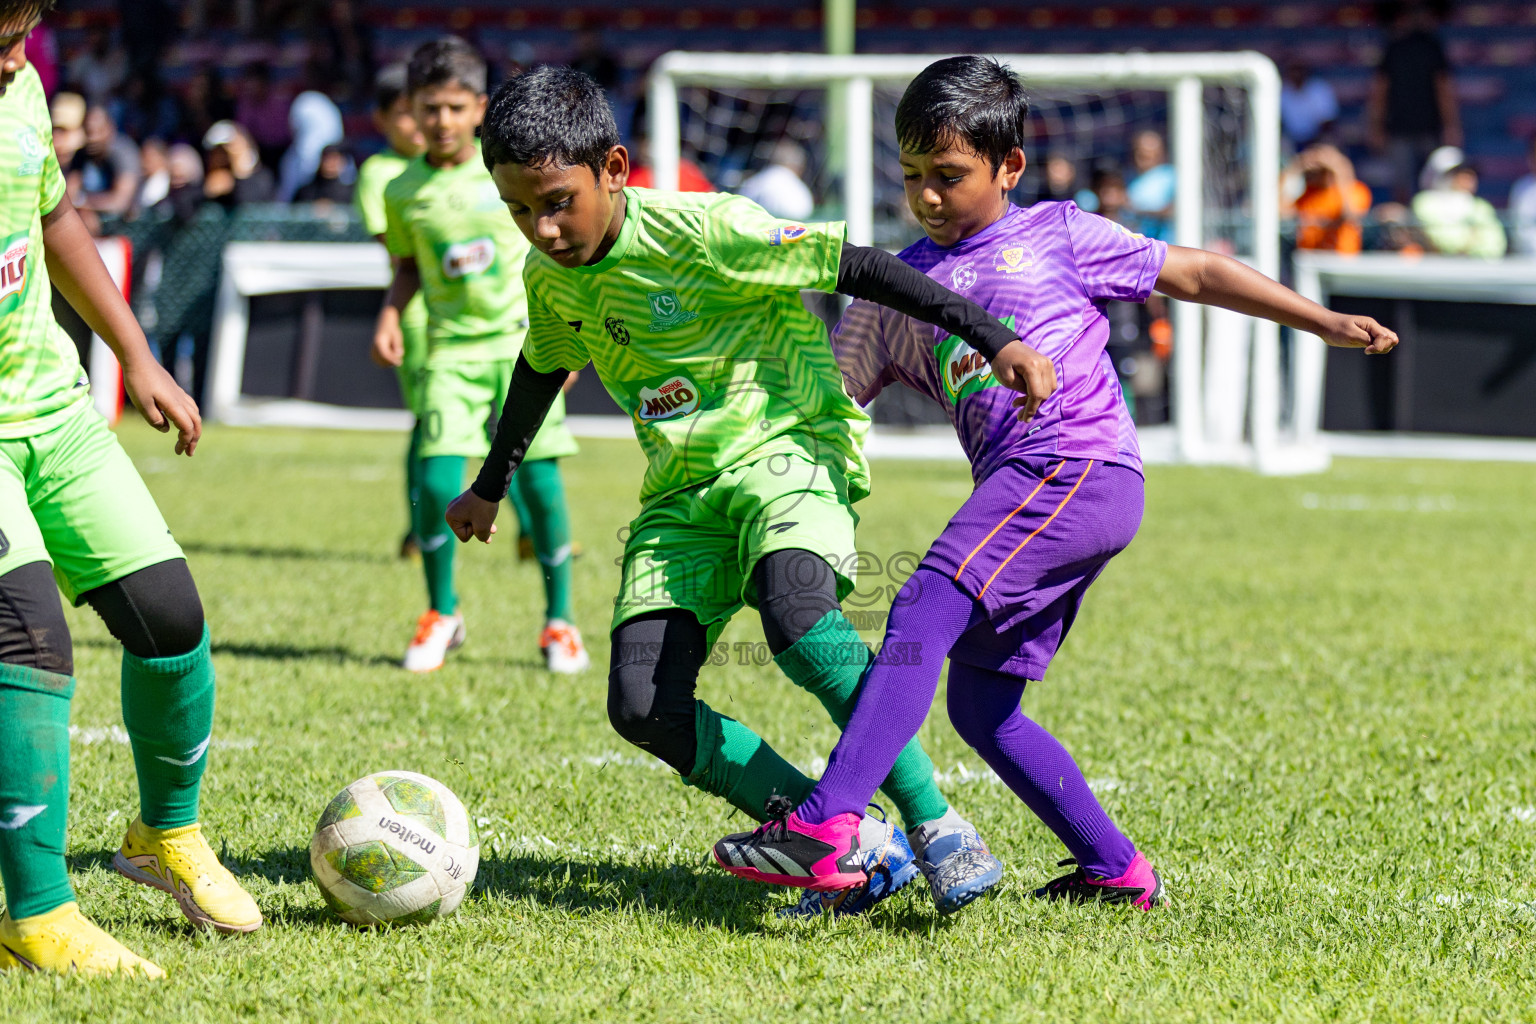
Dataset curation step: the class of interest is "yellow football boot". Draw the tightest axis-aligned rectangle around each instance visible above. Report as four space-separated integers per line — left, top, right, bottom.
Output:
113 818 262 934
0 902 164 977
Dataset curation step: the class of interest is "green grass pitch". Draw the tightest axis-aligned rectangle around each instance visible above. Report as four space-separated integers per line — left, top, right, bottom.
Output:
5 422 1535 1022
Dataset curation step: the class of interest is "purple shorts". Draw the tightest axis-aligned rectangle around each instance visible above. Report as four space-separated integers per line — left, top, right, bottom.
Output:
919 456 1144 680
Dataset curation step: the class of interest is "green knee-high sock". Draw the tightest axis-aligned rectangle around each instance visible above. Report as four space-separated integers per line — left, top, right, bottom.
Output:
775 610 950 829
122 626 216 830
684 701 815 821
514 458 575 622
0 663 77 919
419 455 465 615
506 469 533 549
405 419 426 540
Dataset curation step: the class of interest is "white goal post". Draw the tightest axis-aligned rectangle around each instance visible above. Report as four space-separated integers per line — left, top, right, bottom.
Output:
648 51 1329 475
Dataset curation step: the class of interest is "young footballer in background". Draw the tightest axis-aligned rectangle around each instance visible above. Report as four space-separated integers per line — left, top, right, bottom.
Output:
715 56 1398 910
0 1 260 977
375 38 588 674
448 66 1060 916
355 62 428 561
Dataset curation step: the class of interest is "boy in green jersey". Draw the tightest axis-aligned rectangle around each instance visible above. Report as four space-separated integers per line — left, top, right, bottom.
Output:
0 2 259 977
356 62 428 561
374 39 588 674
450 67 1057 916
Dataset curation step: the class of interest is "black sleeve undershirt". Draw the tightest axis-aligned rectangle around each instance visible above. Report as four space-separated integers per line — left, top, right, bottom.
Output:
470 354 570 501
471 244 1020 499
835 242 1018 360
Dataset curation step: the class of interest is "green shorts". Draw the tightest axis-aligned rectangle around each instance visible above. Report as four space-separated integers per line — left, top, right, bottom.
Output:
613 452 859 642
417 358 580 462
0 401 183 604
395 310 429 415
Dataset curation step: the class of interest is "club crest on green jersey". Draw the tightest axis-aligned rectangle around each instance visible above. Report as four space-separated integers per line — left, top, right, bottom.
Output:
646 289 699 332
0 231 29 313
13 128 42 177
634 372 702 422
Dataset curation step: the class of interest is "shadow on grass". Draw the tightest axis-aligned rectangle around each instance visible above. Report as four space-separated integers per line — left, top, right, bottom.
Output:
472 852 953 935
473 851 778 932
73 634 547 674
180 540 395 565
71 843 313 886
69 633 401 668
212 641 400 668
78 845 950 936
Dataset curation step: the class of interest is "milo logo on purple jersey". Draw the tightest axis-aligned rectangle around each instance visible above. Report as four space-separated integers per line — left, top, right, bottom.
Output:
935 314 1016 405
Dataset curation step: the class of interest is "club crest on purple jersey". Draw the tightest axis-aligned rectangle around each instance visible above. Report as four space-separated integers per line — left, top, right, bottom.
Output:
994 244 1033 273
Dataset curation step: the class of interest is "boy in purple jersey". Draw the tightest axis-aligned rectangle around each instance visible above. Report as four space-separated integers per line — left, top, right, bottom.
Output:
713 56 1397 912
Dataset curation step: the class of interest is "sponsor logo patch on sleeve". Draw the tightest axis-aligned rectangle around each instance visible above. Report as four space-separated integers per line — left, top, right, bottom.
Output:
767 223 810 246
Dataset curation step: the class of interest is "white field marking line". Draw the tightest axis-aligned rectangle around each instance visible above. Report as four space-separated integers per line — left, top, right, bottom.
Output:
1429 892 1536 916
1299 493 1457 512
70 725 130 745
932 762 1005 787
476 829 681 862
1510 806 1536 823
565 752 669 771
68 725 256 750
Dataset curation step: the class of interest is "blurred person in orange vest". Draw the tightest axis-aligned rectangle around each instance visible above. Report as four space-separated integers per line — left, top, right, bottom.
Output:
624 131 713 192
1282 143 1371 254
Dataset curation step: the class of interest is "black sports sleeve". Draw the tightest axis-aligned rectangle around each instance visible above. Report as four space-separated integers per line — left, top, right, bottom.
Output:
469 353 571 502
835 242 1018 360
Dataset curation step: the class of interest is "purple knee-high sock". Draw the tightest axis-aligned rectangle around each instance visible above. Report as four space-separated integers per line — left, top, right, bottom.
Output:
798 567 980 825
946 661 1135 878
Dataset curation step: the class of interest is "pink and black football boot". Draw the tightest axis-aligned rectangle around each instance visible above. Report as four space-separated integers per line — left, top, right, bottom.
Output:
713 795 868 891
1033 851 1163 910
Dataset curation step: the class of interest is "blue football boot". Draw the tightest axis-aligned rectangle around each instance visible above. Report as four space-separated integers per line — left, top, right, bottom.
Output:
912 821 1004 915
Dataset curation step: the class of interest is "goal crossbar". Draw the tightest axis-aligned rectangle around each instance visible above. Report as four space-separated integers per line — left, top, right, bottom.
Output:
648 51 1322 474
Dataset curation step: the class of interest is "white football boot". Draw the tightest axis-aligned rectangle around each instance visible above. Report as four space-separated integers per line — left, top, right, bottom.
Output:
540 620 590 674
403 610 466 672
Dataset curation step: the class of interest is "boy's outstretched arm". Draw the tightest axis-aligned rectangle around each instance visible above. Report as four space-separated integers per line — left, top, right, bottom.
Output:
445 353 570 543
837 243 1058 419
371 257 420 368
1156 246 1399 354
42 198 203 455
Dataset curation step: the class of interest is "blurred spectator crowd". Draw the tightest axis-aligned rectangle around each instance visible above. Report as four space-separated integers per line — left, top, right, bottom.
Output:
33 0 1536 415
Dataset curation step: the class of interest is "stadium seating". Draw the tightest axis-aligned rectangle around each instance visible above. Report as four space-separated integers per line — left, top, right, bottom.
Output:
51 0 1536 203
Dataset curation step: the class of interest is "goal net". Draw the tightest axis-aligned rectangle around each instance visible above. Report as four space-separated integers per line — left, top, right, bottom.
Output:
649 52 1325 474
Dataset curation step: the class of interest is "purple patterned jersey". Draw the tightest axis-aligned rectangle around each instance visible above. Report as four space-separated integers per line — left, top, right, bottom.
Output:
832 201 1167 481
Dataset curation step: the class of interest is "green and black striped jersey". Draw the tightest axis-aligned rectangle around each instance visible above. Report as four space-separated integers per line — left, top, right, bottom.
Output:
521 188 870 505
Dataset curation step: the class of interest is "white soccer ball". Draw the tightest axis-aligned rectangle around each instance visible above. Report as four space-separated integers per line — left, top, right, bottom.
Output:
310 770 479 927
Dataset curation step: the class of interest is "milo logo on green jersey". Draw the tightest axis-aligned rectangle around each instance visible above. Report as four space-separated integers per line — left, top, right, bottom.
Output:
440 237 495 279
634 372 702 422
0 231 29 314
936 315 1016 404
